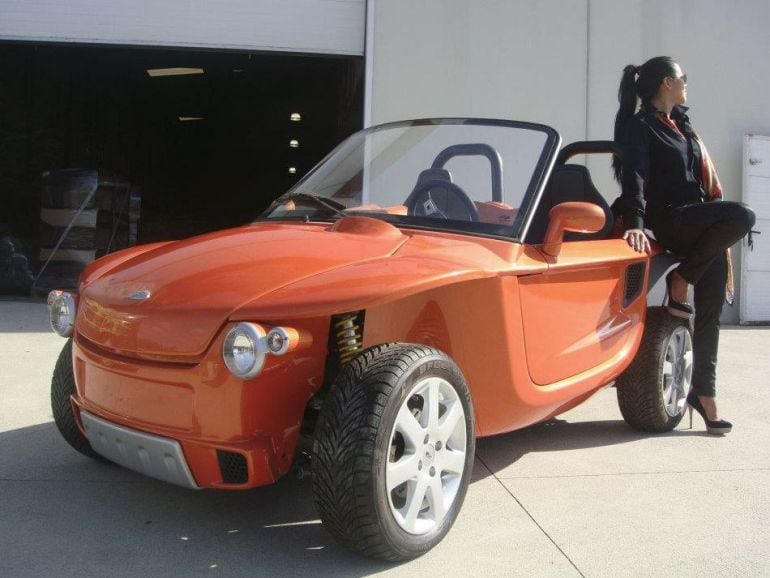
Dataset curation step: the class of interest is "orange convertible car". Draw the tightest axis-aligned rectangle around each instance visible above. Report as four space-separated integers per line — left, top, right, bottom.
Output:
48 118 692 560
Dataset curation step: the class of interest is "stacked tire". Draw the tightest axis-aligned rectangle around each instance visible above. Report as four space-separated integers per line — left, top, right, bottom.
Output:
37 169 99 292
36 169 140 293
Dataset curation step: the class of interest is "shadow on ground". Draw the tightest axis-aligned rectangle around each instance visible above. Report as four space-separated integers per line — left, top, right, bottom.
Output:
474 414 712 479
0 422 405 577
0 416 704 577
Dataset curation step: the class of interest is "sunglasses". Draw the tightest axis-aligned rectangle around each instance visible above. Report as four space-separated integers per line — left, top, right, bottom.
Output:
673 73 688 84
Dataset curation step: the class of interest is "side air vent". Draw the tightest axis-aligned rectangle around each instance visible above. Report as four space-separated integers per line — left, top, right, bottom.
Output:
217 450 249 484
624 262 646 307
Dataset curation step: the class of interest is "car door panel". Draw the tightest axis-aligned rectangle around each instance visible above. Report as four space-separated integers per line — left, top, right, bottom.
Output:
519 239 645 385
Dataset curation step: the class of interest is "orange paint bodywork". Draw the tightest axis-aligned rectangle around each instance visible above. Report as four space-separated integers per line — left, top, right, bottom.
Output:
68 214 653 489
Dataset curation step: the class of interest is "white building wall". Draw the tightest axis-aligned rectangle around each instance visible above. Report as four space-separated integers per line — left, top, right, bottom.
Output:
370 0 770 322
368 0 589 145
0 0 365 55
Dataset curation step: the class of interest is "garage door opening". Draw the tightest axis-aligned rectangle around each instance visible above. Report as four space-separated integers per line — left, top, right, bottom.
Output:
0 43 364 294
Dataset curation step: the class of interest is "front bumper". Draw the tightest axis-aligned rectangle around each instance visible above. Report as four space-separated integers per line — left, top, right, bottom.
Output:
82 410 200 489
70 317 328 489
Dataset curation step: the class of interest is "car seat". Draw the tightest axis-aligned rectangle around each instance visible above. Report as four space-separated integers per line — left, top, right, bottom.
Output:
527 164 615 244
404 168 478 221
404 168 453 208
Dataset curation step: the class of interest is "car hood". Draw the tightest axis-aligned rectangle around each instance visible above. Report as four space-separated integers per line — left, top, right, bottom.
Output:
77 218 408 358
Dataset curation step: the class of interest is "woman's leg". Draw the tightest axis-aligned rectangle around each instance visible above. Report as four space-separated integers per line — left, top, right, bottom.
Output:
655 201 755 285
691 253 727 399
651 201 754 424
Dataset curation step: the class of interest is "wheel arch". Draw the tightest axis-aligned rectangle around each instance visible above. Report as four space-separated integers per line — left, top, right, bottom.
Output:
647 252 680 306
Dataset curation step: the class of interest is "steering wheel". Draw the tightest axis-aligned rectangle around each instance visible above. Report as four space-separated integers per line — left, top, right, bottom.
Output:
405 179 479 222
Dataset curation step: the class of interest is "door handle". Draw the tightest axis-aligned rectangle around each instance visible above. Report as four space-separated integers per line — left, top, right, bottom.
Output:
749 157 763 165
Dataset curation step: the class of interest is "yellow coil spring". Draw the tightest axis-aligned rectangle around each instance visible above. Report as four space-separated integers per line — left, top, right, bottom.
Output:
334 313 362 365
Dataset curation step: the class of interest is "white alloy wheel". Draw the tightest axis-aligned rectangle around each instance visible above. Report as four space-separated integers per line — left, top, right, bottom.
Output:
386 377 467 535
661 326 693 417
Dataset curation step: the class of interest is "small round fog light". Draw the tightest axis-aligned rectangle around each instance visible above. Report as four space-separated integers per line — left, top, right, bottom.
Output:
49 292 76 337
266 327 291 355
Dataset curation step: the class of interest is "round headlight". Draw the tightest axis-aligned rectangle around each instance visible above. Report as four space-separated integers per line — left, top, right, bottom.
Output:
49 292 76 337
223 323 267 379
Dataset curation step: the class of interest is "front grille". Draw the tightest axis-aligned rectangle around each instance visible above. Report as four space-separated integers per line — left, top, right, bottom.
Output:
624 262 646 307
217 450 249 484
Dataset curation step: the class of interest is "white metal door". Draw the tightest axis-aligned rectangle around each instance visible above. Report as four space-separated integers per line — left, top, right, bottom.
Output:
740 134 770 323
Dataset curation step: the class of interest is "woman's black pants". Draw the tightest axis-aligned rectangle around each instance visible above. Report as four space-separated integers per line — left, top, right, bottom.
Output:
649 201 755 397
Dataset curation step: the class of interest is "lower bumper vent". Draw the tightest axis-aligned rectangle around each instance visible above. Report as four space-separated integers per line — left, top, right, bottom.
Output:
217 450 249 484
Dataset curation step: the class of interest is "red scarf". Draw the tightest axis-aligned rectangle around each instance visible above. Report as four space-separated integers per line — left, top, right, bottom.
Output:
697 138 735 305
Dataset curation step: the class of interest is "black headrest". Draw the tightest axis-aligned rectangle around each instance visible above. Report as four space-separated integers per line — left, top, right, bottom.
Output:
415 168 451 186
404 168 454 209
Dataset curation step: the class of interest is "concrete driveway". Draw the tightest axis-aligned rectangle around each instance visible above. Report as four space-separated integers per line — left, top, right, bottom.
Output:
1 300 768 577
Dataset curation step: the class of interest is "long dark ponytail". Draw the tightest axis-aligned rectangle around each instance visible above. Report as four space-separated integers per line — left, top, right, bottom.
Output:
612 56 678 182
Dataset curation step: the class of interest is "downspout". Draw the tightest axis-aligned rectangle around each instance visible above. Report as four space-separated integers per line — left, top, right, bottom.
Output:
363 0 376 129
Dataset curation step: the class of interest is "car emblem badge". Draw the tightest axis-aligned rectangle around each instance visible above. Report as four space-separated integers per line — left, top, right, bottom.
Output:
127 289 151 301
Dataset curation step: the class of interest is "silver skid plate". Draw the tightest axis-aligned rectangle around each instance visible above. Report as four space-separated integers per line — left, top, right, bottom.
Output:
81 411 200 489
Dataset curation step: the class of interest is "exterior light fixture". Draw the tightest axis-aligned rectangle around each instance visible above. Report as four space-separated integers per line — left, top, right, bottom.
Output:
179 117 204 122
289 140 299 148
147 68 205 77
48 291 77 337
222 323 267 379
288 167 297 174
290 112 302 122
222 323 312 380
266 327 292 355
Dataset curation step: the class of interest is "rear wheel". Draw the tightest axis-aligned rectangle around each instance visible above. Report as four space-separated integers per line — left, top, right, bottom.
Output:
51 339 107 461
312 343 475 560
617 307 693 432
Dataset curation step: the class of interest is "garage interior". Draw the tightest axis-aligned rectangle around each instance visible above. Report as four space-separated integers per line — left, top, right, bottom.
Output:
0 42 364 294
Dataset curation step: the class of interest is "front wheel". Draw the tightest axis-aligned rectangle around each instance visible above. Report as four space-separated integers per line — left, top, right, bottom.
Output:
616 307 693 432
51 339 108 461
312 343 475 561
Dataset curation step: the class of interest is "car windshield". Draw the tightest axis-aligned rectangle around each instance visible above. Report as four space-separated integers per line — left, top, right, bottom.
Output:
260 118 560 240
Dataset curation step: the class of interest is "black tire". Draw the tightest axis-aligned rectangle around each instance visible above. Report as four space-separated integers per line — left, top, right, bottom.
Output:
51 339 108 461
312 343 475 561
616 307 693 432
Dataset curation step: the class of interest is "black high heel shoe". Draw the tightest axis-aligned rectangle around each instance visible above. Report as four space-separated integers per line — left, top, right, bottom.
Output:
664 270 694 319
687 392 732 435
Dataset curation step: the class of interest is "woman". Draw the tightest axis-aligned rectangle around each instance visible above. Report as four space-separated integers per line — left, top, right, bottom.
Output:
613 56 755 435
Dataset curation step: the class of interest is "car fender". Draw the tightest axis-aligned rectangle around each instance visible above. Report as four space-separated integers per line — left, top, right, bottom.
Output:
230 254 497 320
230 230 545 321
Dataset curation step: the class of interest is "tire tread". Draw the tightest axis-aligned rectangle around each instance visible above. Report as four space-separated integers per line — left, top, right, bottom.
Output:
51 339 107 461
616 307 689 432
312 343 471 560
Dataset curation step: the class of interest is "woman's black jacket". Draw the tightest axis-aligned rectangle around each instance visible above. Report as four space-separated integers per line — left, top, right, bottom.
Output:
617 103 706 230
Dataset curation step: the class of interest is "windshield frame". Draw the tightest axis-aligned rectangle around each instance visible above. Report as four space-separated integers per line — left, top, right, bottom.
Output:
257 117 561 243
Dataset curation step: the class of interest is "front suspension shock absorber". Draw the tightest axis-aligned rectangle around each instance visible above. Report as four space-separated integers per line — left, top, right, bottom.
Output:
332 311 364 365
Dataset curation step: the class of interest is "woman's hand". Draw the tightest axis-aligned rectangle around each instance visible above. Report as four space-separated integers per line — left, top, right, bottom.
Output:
622 228 651 253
